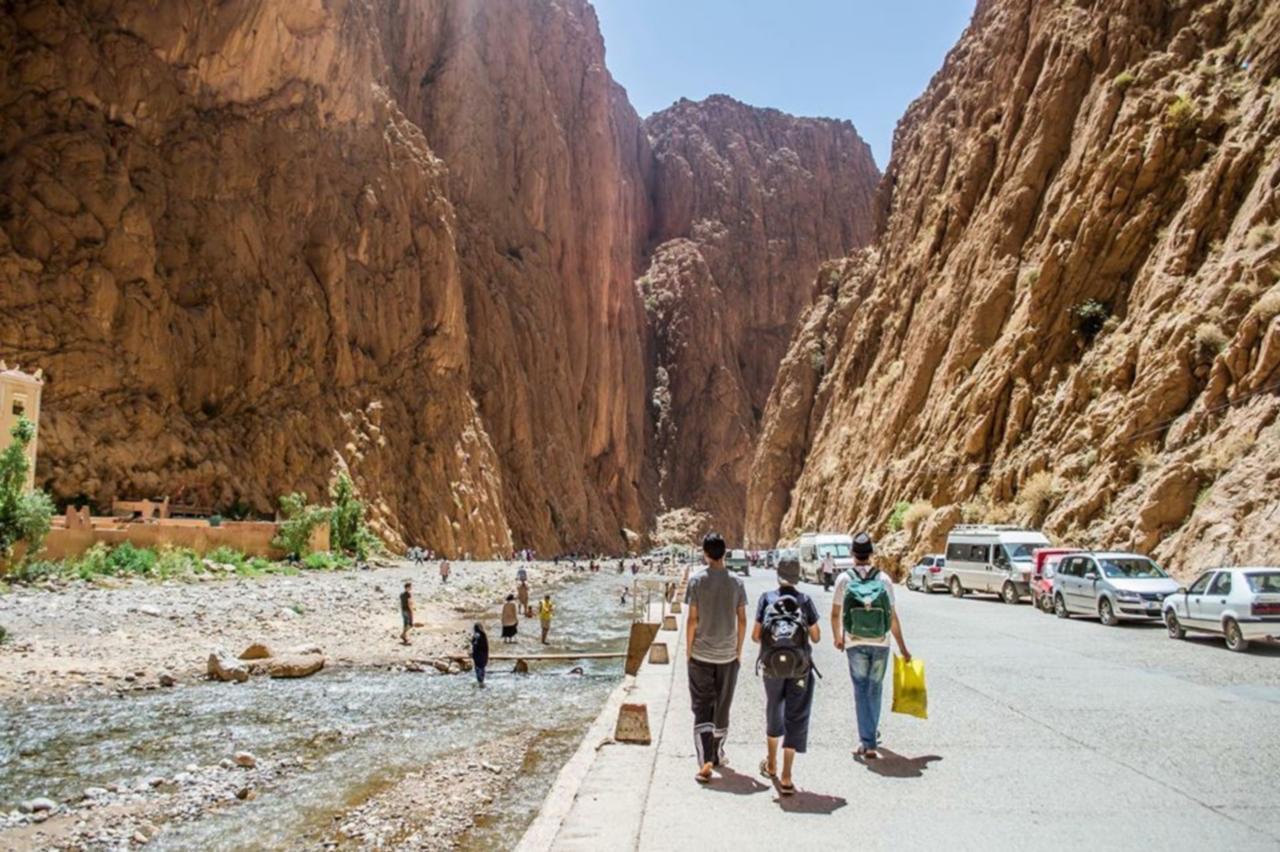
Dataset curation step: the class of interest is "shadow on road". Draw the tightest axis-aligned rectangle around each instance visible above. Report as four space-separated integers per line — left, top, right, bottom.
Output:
705 767 769 796
774 787 847 815
863 748 942 778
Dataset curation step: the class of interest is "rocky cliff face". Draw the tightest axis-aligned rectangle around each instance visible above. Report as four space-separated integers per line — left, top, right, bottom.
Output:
642 96 879 539
749 0 1280 575
0 1 882 555
0 0 511 555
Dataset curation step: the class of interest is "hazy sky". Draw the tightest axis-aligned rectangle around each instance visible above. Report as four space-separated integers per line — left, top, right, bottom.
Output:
593 1 977 168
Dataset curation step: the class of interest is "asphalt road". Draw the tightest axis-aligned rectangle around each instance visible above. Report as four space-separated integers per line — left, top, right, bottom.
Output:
625 569 1280 851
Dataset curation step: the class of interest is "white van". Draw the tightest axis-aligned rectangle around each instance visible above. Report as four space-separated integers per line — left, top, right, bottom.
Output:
797 532 854 583
943 525 1051 604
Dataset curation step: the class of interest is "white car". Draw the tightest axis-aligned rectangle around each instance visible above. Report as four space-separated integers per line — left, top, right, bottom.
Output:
907 554 946 592
943 525 1051 604
1052 551 1179 624
1163 567 1280 652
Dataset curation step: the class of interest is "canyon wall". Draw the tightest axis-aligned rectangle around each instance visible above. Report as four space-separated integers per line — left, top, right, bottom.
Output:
642 96 879 540
749 0 1280 575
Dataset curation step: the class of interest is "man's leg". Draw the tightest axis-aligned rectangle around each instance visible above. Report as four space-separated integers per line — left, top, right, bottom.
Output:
710 661 740 766
847 646 876 750
862 646 890 753
688 659 717 776
783 672 816 755
763 677 785 775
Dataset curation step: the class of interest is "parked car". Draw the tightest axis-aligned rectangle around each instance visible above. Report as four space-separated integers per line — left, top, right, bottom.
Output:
1052 552 1178 624
943 525 1051 604
797 532 854 584
1163 567 1280 652
1031 548 1080 612
907 554 947 593
725 548 751 576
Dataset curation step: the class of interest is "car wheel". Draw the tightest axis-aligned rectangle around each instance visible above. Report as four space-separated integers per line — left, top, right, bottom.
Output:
950 577 965 598
1099 598 1118 627
1055 594 1069 619
1165 611 1186 640
1040 595 1055 614
1001 582 1019 605
1224 618 1249 652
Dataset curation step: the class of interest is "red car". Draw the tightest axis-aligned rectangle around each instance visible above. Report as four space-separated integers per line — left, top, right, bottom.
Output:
1031 548 1081 612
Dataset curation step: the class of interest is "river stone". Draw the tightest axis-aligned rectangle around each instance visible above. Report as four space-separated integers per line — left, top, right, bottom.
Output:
207 650 249 683
266 654 325 679
19 797 55 813
233 751 256 768
158 672 176 688
285 643 323 656
238 642 273 661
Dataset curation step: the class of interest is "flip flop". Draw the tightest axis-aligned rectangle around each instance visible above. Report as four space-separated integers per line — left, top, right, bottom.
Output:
695 769 712 785
759 759 775 779
779 781 796 796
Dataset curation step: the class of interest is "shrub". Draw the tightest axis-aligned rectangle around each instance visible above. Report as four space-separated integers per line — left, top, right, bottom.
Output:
1165 94 1196 129
1245 223 1275 249
984 503 1016 524
1194 322 1229 353
1021 267 1040 288
0 624 6 644
887 500 912 532
302 551 350 571
272 492 329 558
106 542 157 576
1072 300 1111 343
329 473 380 560
155 546 200 578
0 418 56 563
1113 70 1137 91
1016 472 1059 521
1252 289 1280 322
1134 443 1160 471
960 501 985 523
902 501 934 534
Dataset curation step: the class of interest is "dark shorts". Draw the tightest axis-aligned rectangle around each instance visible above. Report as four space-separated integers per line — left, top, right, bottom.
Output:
501 624 518 638
764 673 816 752
402 613 412 628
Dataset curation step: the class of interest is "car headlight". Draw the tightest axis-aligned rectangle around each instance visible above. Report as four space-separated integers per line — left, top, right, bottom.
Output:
1114 590 1140 601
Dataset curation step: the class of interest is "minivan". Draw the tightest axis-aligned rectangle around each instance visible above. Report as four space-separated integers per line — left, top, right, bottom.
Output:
797 532 854 584
943 525 1051 604
1052 551 1179 625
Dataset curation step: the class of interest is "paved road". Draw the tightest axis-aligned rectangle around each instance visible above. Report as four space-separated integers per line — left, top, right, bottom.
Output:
552 569 1280 850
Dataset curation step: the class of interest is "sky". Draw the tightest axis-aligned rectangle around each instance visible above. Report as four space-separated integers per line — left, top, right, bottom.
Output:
592 1 977 168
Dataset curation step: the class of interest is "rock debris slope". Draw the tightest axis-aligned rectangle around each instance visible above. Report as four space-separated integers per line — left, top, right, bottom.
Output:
748 0 1280 575
0 0 881 554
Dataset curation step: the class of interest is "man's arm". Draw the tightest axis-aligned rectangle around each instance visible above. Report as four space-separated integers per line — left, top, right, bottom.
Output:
751 621 763 644
736 604 747 661
831 601 844 650
890 611 910 661
686 603 699 659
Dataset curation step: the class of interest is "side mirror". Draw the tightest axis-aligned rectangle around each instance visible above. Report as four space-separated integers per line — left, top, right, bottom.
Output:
1177 586 1188 594
1085 572 1099 581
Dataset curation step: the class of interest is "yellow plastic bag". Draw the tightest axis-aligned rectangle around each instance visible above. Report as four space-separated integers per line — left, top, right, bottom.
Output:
891 655 928 719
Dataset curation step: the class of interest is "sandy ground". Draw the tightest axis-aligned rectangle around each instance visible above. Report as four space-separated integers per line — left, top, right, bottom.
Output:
0 560 574 701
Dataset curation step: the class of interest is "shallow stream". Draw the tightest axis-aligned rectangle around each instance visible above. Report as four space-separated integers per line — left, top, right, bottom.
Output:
0 572 644 849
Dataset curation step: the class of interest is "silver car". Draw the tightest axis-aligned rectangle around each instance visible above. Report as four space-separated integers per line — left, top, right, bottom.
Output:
907 554 946 593
1163 567 1280 652
1052 552 1179 625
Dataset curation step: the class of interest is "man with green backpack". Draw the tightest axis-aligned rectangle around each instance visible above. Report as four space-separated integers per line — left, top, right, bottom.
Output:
832 532 911 760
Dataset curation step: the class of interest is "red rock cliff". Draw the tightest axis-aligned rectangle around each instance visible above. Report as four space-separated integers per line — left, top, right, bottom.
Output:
749 0 1280 575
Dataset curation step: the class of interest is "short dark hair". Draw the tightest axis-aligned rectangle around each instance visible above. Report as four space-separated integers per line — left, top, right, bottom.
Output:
702 532 727 560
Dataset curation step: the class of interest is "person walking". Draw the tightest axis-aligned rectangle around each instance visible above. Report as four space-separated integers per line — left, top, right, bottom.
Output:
399 581 416 646
517 578 532 618
832 532 910 761
439 559 451 584
470 623 490 688
501 594 519 644
686 532 748 784
820 551 836 592
538 594 556 644
753 558 820 794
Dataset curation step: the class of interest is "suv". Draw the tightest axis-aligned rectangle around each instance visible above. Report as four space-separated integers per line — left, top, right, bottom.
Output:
1163 567 1280 652
907 555 946 593
1052 552 1179 625
725 549 751 577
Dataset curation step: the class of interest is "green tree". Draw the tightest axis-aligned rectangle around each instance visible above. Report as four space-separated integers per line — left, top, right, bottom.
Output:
271 492 329 558
329 472 380 560
0 418 55 562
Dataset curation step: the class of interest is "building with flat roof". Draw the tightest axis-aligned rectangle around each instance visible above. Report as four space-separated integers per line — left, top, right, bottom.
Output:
0 363 43 491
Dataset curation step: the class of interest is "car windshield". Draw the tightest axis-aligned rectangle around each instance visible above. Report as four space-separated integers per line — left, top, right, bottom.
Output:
1245 572 1280 594
1003 543 1039 561
818 543 851 559
1100 558 1166 579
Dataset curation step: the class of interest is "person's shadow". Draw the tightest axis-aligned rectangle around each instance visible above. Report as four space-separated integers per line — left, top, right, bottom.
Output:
862 748 943 778
774 786 847 815
704 767 769 796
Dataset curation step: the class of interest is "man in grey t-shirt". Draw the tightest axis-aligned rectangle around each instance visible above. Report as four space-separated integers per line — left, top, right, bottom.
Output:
685 532 748 783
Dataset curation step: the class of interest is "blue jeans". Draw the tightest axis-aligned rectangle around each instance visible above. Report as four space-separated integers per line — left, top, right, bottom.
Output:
846 645 890 749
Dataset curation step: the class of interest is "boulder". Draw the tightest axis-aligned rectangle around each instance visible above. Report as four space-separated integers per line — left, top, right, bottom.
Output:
233 751 256 768
266 654 325 679
207 649 249 683
238 642 274 661
284 643 322 656
158 672 176 688
19 797 56 814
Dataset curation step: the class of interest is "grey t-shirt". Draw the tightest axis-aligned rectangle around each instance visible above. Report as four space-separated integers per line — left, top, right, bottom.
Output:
685 567 747 664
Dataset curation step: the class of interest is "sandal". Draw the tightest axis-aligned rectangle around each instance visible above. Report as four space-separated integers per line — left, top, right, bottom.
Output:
759 759 775 779
779 780 796 796
695 764 714 784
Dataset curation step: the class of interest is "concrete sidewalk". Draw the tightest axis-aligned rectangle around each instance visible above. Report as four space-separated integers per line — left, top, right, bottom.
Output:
526 569 1280 851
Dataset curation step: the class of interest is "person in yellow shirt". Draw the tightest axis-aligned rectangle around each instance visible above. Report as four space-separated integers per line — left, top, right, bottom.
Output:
538 594 556 644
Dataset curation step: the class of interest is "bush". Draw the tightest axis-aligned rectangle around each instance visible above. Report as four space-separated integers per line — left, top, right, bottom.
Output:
1021 267 1040 288
902 501 934 534
1113 70 1137 91
1245 223 1275 249
1165 94 1196 129
301 551 350 571
106 542 157 576
1016 472 1059 522
0 418 56 563
272 492 329 558
329 473 380 560
1072 300 1111 343
1194 322 1229 353
888 500 912 532
155 546 200 579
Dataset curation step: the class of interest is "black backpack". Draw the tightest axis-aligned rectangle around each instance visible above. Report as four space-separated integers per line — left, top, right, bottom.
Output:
757 592 814 679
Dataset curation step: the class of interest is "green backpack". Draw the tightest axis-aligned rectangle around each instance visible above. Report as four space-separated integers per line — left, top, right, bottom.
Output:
842 568 892 638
